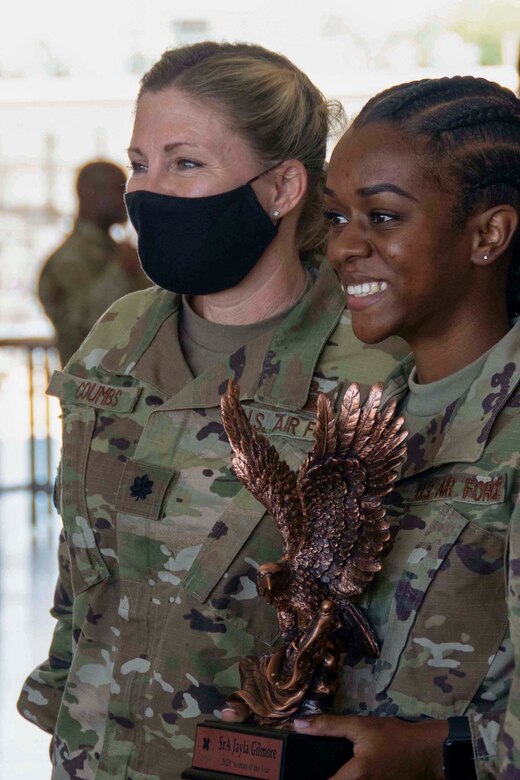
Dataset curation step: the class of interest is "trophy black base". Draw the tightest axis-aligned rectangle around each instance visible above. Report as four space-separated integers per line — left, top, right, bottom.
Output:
181 720 353 780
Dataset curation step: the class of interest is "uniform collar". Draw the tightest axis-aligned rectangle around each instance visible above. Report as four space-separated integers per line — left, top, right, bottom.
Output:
383 321 520 477
100 258 345 412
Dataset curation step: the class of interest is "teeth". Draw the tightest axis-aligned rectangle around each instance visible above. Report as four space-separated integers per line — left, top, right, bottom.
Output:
346 281 388 298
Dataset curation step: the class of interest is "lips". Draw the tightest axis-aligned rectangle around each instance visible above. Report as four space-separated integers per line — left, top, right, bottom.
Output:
346 281 388 298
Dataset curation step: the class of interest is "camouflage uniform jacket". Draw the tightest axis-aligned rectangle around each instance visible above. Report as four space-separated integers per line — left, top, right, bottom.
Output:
342 320 520 780
18 259 407 780
38 218 148 365
496 506 520 779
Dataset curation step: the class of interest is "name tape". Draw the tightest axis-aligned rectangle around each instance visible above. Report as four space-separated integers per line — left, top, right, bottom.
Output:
410 473 507 505
47 371 141 413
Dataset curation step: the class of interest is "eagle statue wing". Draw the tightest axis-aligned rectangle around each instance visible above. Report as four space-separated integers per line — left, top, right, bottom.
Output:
294 382 407 598
220 380 303 555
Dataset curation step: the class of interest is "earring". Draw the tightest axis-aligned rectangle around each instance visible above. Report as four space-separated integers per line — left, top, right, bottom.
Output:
272 210 280 218
483 254 489 261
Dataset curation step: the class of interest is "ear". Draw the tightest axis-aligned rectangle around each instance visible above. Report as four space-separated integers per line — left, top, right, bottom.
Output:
471 204 519 267
268 160 308 219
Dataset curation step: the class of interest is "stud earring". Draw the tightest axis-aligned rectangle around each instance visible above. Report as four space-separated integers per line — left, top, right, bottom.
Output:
272 210 280 218
483 254 489 261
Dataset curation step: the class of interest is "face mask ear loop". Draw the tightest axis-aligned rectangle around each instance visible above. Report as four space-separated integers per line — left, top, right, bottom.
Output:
247 161 283 185
247 162 284 225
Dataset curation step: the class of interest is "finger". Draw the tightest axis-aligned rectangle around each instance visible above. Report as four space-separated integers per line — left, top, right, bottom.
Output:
220 702 250 723
293 714 360 739
328 756 363 780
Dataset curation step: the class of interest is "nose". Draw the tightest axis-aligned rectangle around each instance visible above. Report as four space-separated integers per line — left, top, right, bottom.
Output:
326 223 371 269
126 170 169 196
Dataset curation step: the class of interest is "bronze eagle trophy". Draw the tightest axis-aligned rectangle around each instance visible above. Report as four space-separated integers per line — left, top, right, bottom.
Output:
220 380 407 726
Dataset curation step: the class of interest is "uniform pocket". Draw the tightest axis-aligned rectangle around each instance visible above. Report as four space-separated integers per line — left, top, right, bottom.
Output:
381 504 507 719
114 461 178 583
181 441 305 646
60 405 111 595
112 441 305 647
182 486 282 646
116 459 177 520
114 486 282 647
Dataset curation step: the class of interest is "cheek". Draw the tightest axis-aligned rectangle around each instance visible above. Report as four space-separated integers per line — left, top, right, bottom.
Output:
125 178 141 194
326 234 342 266
388 236 437 286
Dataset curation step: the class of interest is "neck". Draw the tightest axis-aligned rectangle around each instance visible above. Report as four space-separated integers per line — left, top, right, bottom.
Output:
192 234 307 325
410 305 509 384
78 209 110 233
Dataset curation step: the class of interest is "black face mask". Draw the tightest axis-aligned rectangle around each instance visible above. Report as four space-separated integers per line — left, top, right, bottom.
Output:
124 170 279 295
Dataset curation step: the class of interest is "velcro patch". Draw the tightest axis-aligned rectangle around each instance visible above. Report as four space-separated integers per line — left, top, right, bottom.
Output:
242 404 317 441
409 473 507 505
302 377 342 414
47 370 141 413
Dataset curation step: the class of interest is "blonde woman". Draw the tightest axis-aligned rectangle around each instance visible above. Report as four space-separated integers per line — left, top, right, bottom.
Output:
17 42 406 778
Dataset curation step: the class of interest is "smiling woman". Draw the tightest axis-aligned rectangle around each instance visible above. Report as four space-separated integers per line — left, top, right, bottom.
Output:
324 123 514 381
325 78 519 382
292 76 520 780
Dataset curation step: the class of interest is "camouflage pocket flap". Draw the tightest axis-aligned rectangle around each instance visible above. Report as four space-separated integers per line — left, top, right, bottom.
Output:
60 404 111 595
183 442 302 603
115 460 177 520
47 370 141 413
182 487 267 602
374 503 469 692
387 513 507 719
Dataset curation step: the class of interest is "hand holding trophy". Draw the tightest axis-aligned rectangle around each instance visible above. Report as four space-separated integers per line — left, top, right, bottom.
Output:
183 380 407 780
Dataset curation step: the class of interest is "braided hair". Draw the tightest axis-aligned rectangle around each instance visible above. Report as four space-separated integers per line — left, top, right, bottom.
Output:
353 76 520 318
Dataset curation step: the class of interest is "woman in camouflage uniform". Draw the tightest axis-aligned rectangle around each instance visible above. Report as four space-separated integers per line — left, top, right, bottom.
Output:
17 43 407 779
291 77 520 780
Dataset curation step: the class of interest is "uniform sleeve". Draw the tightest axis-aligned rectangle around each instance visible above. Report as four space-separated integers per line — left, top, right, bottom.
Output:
38 248 139 365
16 525 74 734
494 498 520 778
86 261 146 323
38 252 93 364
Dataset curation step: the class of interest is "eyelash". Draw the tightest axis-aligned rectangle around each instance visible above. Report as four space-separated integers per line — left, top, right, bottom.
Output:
177 159 201 170
127 159 202 174
127 161 146 174
323 210 348 227
371 212 398 225
323 210 400 227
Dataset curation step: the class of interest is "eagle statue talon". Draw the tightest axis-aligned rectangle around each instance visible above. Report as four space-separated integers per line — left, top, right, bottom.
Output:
220 378 407 724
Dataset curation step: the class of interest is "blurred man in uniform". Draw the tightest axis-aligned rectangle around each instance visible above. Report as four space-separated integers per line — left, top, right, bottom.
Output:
38 160 149 365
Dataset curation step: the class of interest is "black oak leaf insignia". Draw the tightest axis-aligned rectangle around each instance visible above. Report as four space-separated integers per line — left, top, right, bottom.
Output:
203 737 211 751
130 474 154 501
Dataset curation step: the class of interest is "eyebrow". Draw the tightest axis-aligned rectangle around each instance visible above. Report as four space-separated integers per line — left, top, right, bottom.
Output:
324 183 418 201
164 141 197 153
357 183 418 201
126 141 198 156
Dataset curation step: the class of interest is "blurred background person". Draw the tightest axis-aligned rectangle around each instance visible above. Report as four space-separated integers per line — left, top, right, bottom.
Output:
38 160 149 365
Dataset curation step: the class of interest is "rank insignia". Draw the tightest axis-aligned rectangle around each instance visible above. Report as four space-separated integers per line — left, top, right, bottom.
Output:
130 474 154 501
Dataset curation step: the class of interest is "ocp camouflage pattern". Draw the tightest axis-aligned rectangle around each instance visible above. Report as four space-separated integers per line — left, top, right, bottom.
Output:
340 321 520 780
38 218 148 365
18 258 408 779
496 350 520 780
